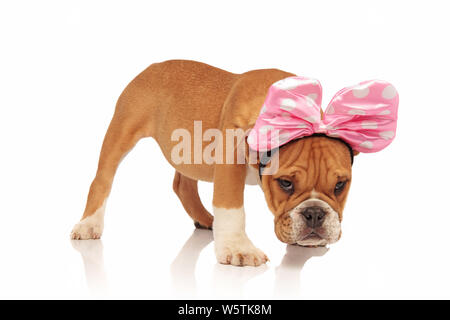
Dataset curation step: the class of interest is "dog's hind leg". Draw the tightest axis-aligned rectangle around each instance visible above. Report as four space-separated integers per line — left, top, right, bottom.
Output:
71 114 146 240
173 171 214 229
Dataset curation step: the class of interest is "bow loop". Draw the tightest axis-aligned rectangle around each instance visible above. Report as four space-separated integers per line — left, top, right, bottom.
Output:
323 80 399 152
247 76 321 151
248 76 399 153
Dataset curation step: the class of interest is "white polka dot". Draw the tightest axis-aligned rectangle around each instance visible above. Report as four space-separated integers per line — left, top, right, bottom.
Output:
379 131 395 140
352 85 370 98
298 79 320 86
327 105 335 114
273 78 304 90
305 94 318 107
378 110 391 115
350 105 370 109
361 121 378 129
348 109 366 115
260 104 267 114
296 124 309 129
359 141 373 149
328 132 340 137
280 98 297 111
305 98 315 107
259 125 274 134
318 124 335 131
307 93 318 100
273 77 320 90
382 85 397 99
305 116 317 123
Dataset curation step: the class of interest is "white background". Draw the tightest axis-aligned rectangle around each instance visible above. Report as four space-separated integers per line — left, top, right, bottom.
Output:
0 0 449 299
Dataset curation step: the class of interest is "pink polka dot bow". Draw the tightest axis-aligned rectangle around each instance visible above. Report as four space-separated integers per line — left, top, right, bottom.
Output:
247 76 399 153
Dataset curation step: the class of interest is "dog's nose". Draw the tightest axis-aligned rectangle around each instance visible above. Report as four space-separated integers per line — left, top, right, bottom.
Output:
301 206 326 228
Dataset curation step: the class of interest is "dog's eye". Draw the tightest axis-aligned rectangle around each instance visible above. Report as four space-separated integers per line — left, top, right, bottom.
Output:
277 179 294 193
334 181 347 195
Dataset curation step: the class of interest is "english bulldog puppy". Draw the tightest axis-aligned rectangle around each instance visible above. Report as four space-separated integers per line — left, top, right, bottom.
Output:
71 60 398 266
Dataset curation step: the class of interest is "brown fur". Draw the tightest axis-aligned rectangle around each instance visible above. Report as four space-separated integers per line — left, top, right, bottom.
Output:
172 171 213 228
77 60 352 239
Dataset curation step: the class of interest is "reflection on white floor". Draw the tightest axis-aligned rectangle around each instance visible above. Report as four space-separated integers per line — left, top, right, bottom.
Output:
71 229 329 299
71 240 108 296
274 245 328 298
170 229 213 296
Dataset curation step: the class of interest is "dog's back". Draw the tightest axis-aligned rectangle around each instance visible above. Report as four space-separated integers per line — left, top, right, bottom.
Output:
117 60 237 138
115 60 237 180
115 60 291 181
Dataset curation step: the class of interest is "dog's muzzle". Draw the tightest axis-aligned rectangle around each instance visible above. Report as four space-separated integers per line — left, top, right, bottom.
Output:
275 199 341 247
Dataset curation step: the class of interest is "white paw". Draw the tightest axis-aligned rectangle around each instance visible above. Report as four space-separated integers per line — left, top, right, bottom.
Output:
71 203 105 240
215 235 268 267
71 218 103 240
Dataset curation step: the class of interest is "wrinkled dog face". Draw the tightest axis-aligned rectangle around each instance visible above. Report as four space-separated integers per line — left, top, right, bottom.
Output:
260 136 353 246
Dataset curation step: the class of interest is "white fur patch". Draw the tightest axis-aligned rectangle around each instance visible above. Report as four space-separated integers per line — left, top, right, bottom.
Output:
310 189 319 198
71 200 107 240
213 206 267 266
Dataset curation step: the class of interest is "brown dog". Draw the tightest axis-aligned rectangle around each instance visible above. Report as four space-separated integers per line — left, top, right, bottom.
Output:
71 60 354 266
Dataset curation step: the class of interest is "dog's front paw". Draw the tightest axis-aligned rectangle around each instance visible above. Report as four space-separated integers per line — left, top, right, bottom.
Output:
215 236 268 267
71 217 103 240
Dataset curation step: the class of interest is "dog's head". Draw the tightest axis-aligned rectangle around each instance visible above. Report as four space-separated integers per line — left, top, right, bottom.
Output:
246 77 398 246
256 135 355 246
